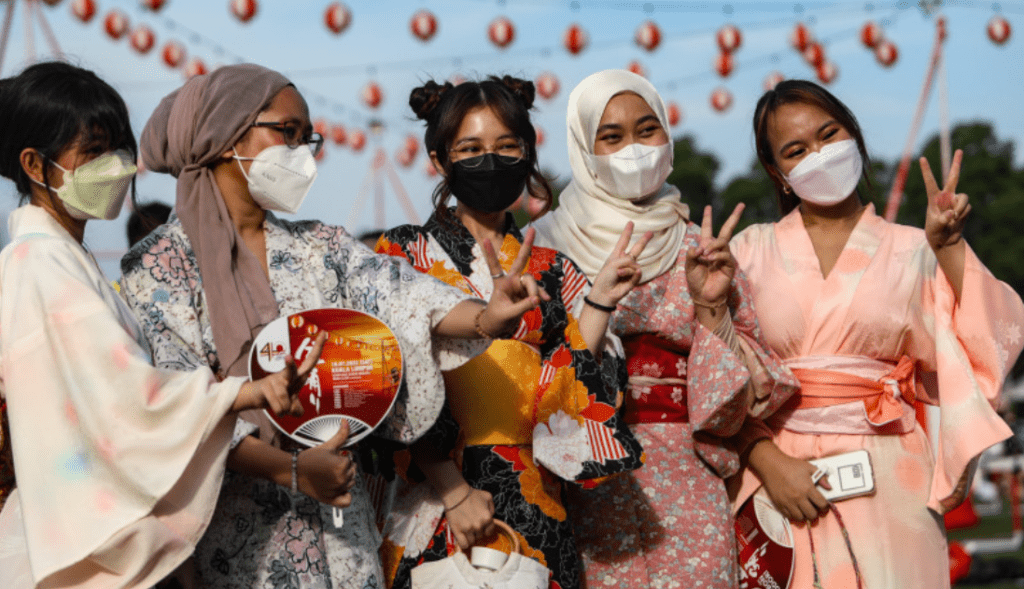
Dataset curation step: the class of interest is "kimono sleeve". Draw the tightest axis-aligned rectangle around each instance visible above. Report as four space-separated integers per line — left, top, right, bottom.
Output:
916 242 1023 511
0 235 240 583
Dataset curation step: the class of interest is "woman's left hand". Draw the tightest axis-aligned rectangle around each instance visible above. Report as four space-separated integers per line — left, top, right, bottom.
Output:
588 221 653 309
685 204 744 305
922 149 970 252
478 227 551 337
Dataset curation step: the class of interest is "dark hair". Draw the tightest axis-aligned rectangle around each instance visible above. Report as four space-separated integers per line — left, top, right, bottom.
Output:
0 61 137 204
409 75 552 224
753 79 872 216
127 201 172 246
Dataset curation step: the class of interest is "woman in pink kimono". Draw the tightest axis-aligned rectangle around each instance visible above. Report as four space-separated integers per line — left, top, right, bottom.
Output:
731 79 1024 588
0 62 320 589
532 69 798 589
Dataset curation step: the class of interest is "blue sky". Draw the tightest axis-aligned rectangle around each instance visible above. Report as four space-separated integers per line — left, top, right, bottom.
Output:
0 0 1021 278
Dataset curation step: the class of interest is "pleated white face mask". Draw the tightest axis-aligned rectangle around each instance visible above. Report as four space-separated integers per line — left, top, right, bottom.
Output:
784 139 863 206
587 142 673 202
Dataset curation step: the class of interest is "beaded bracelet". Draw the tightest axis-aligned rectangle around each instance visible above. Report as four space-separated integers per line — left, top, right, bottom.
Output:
291 449 301 493
583 295 616 313
473 307 497 339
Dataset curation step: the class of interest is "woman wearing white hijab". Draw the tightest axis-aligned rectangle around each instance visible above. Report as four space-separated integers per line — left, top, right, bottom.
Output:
532 70 797 588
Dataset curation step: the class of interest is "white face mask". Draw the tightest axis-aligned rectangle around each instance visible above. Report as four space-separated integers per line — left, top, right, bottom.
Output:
233 143 318 214
33 150 137 220
587 142 673 201
784 139 863 206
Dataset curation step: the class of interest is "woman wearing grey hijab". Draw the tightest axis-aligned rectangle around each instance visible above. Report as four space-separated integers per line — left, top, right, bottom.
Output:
120 64 543 589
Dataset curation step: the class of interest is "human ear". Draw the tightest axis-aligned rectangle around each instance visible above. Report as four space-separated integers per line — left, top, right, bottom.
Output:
429 151 444 178
19 148 47 185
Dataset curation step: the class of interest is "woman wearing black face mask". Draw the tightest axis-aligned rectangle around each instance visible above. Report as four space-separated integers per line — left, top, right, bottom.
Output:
376 76 651 589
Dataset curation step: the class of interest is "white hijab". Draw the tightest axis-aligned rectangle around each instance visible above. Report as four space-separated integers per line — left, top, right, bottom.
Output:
532 69 689 283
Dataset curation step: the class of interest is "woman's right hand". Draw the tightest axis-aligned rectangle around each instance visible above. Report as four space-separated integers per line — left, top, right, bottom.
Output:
588 221 653 309
296 421 357 507
477 227 551 338
232 331 328 415
747 439 831 522
443 484 496 550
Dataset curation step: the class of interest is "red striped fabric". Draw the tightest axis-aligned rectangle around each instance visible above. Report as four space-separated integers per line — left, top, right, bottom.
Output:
585 418 628 463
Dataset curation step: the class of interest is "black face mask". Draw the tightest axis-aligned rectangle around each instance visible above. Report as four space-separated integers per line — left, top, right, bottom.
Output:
449 153 531 213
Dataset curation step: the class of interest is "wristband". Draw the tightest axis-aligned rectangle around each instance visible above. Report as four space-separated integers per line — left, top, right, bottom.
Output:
583 295 616 313
444 488 474 512
691 296 728 311
291 449 301 493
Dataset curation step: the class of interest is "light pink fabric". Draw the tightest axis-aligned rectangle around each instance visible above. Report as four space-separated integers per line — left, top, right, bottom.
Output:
731 204 1024 588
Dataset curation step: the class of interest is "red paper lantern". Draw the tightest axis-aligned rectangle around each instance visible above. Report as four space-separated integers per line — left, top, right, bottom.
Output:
425 159 439 178
230 0 257 23
361 82 383 109
802 42 825 68
790 22 811 52
666 102 682 127
988 15 1012 45
815 61 838 84
875 39 898 67
710 87 732 113
717 24 742 53
324 2 352 35
71 0 96 22
763 71 785 92
162 41 185 68
713 52 734 77
535 72 560 100
314 145 326 162
564 23 588 55
860 21 883 48
627 60 647 78
184 58 207 79
313 119 328 137
410 10 437 42
104 11 129 40
348 129 366 152
331 125 347 146
534 125 545 147
129 26 155 54
635 20 661 52
395 147 414 167
488 16 515 48
140 0 167 11
403 135 419 158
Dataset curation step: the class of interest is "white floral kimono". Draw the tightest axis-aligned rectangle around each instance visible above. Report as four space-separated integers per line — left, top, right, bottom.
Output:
119 213 479 589
0 204 243 589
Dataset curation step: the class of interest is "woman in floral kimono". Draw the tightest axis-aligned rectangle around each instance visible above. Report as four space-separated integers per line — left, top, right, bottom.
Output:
531 69 798 589
376 76 648 589
119 64 541 589
0 62 320 589
731 79 1024 588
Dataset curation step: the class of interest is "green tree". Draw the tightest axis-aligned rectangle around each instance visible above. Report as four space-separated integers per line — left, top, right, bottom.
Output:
665 133 721 218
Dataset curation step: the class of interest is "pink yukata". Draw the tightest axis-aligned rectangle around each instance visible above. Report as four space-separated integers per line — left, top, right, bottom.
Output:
0 205 243 589
731 203 1024 589
566 223 799 589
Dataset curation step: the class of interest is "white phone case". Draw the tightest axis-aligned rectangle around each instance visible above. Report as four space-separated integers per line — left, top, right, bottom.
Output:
809 450 875 501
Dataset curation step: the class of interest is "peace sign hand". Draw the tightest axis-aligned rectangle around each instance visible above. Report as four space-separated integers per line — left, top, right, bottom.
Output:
588 221 653 308
685 204 745 306
478 227 551 338
921 149 971 251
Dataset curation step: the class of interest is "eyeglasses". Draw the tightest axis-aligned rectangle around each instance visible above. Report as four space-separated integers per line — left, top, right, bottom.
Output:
448 137 526 167
251 121 324 157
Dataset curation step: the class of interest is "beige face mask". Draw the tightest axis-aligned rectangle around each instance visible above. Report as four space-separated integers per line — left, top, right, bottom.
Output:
34 150 137 220
587 142 673 201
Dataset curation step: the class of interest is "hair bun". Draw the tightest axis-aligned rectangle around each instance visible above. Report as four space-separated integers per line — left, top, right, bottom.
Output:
495 75 535 110
409 80 454 121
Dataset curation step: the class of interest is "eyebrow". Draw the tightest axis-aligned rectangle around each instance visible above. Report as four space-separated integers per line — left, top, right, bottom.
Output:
453 133 516 146
778 119 837 154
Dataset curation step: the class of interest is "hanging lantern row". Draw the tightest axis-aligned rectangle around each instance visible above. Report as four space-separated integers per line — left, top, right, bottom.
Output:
312 121 369 153
535 72 559 100
411 10 438 42
713 52 733 77
72 0 96 22
395 134 420 167
231 0 258 23
130 26 155 53
857 20 899 68
564 23 588 55
988 15 1012 45
325 2 352 35
788 22 840 84
489 16 515 48
184 57 207 78
712 24 742 78
104 10 129 39
635 20 661 52
361 81 383 109
534 125 545 147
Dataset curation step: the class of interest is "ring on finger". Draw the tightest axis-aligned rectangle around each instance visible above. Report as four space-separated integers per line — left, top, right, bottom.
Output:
519 274 527 286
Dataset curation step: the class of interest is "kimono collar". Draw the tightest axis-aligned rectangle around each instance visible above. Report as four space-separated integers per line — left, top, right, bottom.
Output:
422 208 520 276
8 204 80 245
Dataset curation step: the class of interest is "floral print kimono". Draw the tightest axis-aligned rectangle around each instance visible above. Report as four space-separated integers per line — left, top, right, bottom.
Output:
563 222 798 589
0 205 243 589
120 212 479 589
731 204 1024 589
376 212 644 589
